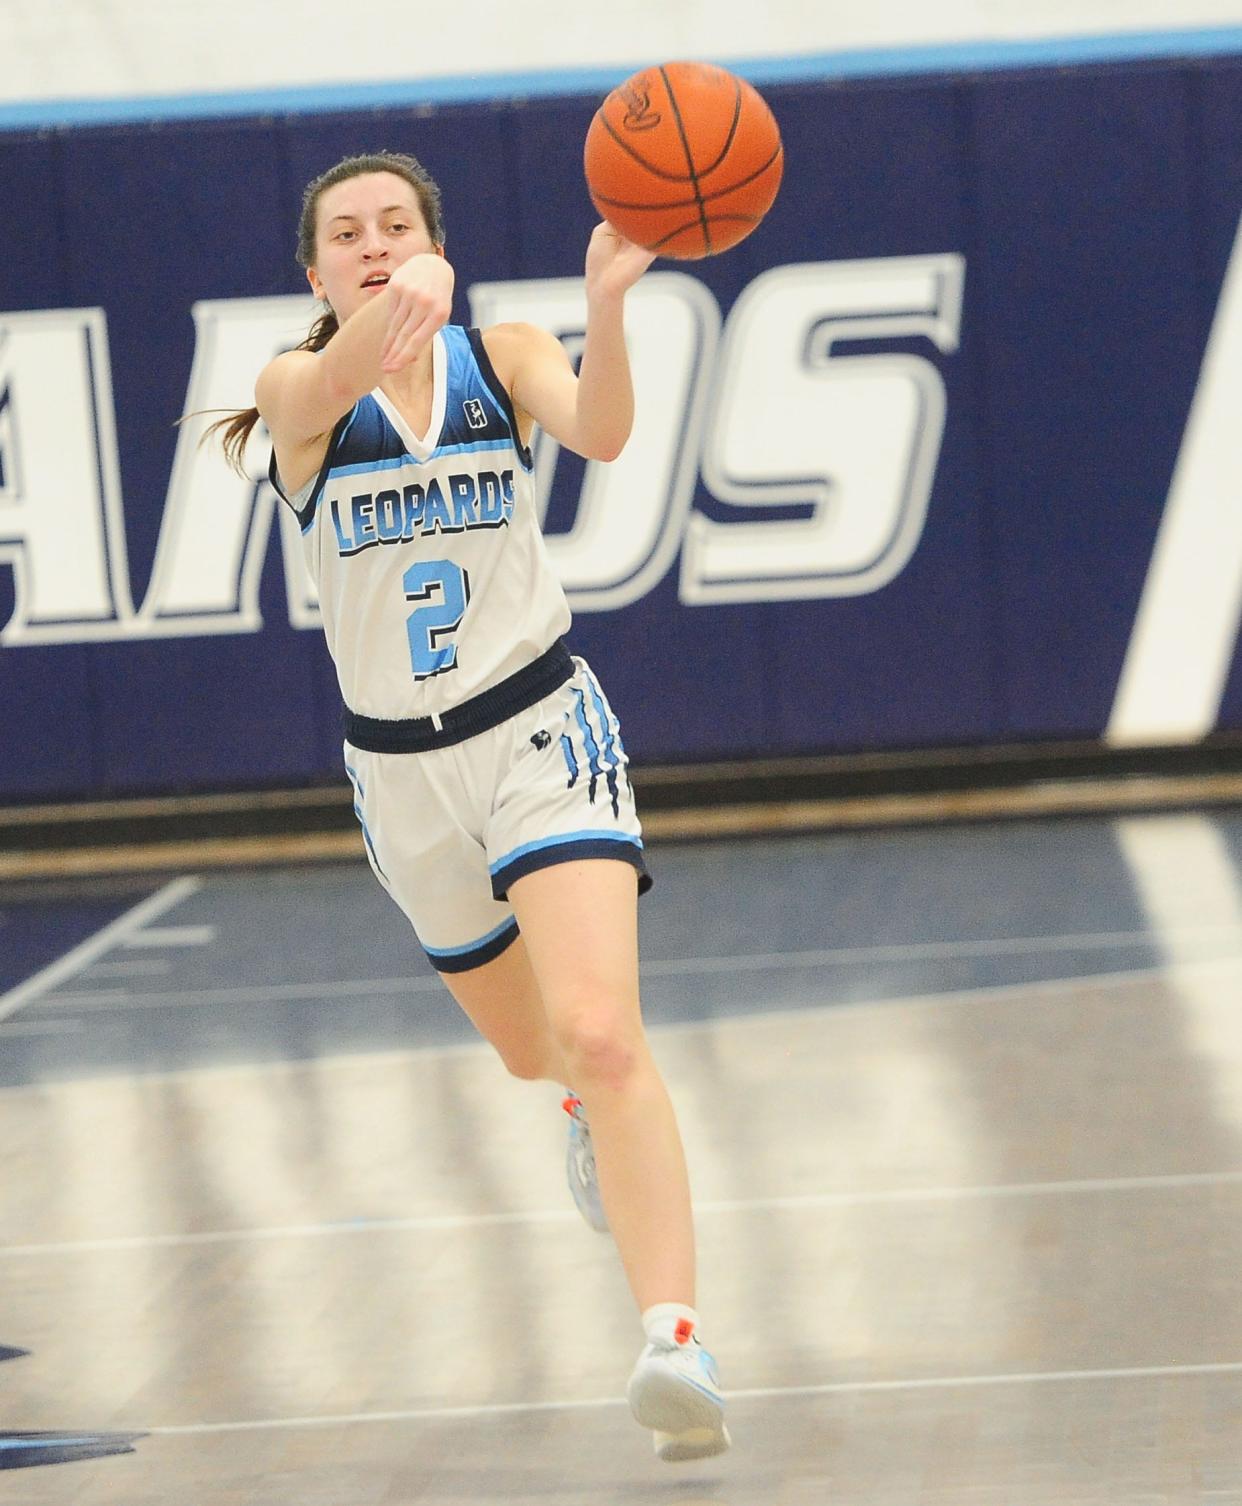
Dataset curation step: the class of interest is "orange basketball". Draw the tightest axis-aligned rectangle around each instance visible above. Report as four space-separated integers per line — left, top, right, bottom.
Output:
583 61 784 259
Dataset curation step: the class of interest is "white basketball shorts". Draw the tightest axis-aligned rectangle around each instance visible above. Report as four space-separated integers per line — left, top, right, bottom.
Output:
342 656 649 972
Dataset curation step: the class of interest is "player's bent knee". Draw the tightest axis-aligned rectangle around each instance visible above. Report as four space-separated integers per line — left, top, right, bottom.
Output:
554 1018 640 1091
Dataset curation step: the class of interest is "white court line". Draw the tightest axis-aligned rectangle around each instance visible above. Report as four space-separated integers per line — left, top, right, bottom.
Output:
39 987 133 1003
31 948 1242 1019
0 1019 84 1037
5 1168 1240 1259
84 959 174 978
122 925 216 948
643 921 1242 976
0 951 1236 1100
147 1359 1242 1435
0 877 202 1025
30 921 1242 1012
6 952 1240 1096
34 974 445 1011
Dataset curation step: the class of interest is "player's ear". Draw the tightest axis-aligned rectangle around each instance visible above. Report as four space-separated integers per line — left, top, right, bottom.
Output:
434 242 446 259
306 265 325 299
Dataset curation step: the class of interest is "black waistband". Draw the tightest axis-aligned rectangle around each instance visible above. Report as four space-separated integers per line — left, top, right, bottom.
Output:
343 640 575 754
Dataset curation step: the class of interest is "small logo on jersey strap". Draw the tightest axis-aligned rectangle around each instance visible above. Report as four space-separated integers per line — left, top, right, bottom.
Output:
463 398 487 430
530 730 552 750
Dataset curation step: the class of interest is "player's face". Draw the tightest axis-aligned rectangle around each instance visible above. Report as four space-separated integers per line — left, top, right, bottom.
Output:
307 172 440 320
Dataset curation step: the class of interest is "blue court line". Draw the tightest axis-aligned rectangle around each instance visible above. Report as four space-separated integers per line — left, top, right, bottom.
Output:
3 28 1242 132
0 1435 102 1450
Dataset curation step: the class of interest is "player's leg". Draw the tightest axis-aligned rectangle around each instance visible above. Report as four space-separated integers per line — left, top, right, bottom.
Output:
437 932 566 1083
350 739 611 1226
346 744 562 1082
483 659 729 1458
485 658 697 1302
439 933 611 1232
505 857 694 1310
506 857 728 1459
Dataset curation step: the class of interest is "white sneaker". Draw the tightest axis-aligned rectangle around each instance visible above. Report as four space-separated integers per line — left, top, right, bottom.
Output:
562 1094 608 1233
627 1322 731 1462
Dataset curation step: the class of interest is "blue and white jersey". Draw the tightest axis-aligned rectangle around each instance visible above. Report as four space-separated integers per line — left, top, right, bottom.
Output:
273 324 570 721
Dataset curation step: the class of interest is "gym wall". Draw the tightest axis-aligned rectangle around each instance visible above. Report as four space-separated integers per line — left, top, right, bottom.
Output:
2 50 1242 800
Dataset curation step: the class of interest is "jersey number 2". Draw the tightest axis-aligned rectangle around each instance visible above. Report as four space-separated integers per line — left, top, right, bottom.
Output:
403 560 470 680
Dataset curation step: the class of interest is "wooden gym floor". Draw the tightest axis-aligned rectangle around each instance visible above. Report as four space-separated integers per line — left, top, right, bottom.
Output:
3 808 1242 1503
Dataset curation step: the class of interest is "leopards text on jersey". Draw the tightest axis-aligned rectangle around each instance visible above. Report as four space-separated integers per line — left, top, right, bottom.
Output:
270 324 571 722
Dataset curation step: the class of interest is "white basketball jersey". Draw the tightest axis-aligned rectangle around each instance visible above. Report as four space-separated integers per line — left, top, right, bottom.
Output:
273 325 570 720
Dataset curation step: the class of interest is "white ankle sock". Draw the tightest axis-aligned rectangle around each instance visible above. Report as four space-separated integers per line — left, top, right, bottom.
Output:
641 1302 700 1346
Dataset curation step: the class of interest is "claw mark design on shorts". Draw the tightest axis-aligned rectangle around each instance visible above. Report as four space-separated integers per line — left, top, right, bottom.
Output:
582 674 623 819
561 733 580 788
572 689 604 807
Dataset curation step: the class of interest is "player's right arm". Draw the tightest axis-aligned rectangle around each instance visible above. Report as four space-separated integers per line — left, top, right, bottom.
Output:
256 251 454 483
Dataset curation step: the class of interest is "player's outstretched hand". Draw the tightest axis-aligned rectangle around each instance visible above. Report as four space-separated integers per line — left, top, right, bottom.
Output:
584 221 657 301
380 253 455 372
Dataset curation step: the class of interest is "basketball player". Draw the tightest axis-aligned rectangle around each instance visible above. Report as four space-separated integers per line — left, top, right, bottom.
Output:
211 152 728 1463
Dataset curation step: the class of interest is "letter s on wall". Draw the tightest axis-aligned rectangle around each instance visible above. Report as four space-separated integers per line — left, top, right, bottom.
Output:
680 254 965 605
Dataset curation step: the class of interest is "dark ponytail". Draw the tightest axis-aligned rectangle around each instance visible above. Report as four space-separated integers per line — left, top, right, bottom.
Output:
202 309 339 475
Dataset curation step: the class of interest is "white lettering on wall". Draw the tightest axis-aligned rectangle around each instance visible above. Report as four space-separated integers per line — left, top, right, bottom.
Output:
1 260 960 646
0 309 134 643
682 254 964 604
1108 213 1242 746
0 295 318 644
140 295 321 634
469 272 719 611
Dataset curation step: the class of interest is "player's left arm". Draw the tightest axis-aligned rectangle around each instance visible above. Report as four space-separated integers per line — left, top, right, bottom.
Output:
485 223 655 463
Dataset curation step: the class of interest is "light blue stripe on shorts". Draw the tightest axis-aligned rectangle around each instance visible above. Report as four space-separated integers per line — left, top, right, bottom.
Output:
489 829 643 876
422 915 519 959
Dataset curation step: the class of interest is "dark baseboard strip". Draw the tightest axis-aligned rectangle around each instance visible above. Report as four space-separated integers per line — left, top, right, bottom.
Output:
4 761 1242 881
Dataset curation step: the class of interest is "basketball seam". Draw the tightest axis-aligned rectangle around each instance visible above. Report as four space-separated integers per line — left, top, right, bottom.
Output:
588 142 784 214
695 79 744 180
592 82 753 184
598 113 697 183
648 215 761 250
658 63 711 253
